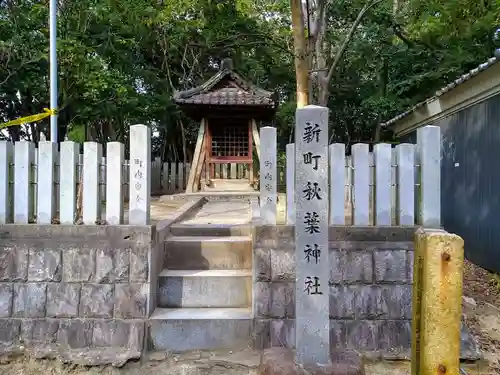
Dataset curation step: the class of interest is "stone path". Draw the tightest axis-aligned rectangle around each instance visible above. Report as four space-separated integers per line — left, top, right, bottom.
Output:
99 197 188 225
103 196 253 226
179 200 251 225
148 197 189 224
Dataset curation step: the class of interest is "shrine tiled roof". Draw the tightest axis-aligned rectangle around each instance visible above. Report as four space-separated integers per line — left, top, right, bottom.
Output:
173 69 276 107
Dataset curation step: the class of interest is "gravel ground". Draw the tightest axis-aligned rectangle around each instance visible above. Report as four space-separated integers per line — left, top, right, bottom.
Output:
462 260 500 374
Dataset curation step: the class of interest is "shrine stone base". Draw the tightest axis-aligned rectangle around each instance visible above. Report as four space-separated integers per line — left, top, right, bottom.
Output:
252 225 480 360
259 347 365 375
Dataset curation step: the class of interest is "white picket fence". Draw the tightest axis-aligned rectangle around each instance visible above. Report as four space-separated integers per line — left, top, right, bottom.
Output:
149 159 252 194
279 125 441 227
0 121 441 227
0 124 154 225
149 158 191 195
6 154 191 214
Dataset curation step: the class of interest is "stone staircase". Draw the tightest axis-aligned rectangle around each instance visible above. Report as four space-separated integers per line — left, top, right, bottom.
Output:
149 223 254 352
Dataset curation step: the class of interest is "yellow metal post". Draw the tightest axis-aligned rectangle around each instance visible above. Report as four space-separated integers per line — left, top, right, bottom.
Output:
412 228 465 375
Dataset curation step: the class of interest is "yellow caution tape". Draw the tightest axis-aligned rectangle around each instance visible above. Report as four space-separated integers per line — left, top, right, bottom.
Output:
0 108 57 130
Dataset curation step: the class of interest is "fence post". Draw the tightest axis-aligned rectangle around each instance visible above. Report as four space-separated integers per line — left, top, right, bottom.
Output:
412 228 464 375
374 143 392 225
170 162 176 192
352 143 370 225
129 124 151 225
162 162 169 194
0 142 13 224
37 141 57 224
185 163 191 191
329 143 345 224
260 127 277 224
154 157 162 193
106 142 124 225
14 141 34 224
59 142 79 224
345 155 352 220
83 142 103 224
123 160 130 201
231 163 237 179
396 144 415 225
417 125 441 227
178 162 184 192
286 143 295 224
82 142 102 225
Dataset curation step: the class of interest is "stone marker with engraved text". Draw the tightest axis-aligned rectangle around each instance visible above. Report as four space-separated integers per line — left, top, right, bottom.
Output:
295 105 330 365
260 126 277 224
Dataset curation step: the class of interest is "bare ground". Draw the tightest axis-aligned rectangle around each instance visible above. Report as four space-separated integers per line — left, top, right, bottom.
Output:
462 260 500 374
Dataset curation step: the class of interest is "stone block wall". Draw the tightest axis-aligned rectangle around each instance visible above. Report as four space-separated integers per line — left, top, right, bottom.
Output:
0 225 162 365
252 226 479 359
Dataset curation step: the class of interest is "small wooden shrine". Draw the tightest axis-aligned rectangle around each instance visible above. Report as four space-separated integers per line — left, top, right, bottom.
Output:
173 59 277 193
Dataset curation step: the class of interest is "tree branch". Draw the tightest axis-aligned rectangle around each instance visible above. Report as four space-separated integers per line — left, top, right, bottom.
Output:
325 0 384 84
186 32 294 57
0 57 43 86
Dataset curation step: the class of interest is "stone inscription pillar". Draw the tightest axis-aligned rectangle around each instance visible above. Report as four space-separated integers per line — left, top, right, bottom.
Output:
295 105 330 365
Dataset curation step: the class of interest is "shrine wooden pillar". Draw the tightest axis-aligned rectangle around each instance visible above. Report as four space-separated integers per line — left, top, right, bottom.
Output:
186 118 206 193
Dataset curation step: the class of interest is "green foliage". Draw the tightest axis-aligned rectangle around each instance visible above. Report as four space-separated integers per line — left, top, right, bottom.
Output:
0 0 498 151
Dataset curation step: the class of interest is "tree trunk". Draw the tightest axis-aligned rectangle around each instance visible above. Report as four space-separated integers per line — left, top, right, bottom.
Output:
315 0 384 107
290 0 309 108
317 77 330 107
374 59 388 142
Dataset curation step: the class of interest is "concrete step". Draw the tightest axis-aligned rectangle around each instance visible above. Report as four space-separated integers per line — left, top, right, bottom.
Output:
158 269 252 308
148 307 253 351
169 224 251 237
164 236 252 270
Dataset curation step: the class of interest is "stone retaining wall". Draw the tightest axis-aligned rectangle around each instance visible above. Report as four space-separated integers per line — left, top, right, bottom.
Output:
252 226 479 359
0 225 163 365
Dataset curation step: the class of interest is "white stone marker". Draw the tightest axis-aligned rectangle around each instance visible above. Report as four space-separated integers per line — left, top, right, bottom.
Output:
396 143 415 225
260 126 277 224
129 124 151 225
286 143 295 224
418 125 441 228
352 143 370 225
0 142 13 224
59 141 79 224
295 105 330 365
106 142 125 225
83 142 103 224
14 141 34 224
374 143 392 225
329 143 345 225
37 141 57 224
